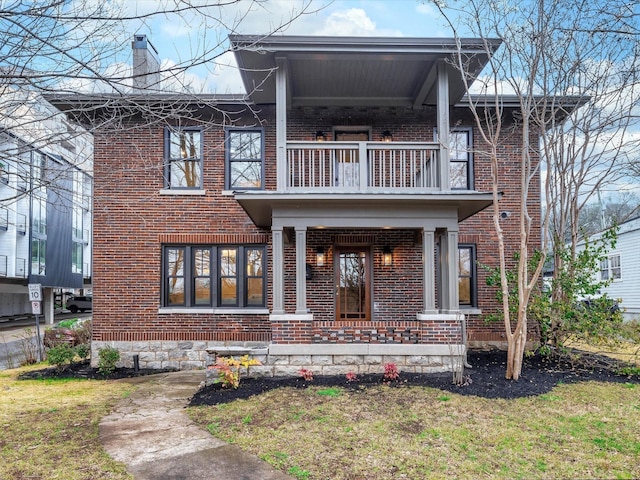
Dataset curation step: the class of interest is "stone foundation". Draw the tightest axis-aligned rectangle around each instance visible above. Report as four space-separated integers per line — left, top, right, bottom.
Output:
91 341 465 384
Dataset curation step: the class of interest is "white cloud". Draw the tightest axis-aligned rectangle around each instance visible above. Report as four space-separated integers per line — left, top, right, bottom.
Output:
313 8 377 36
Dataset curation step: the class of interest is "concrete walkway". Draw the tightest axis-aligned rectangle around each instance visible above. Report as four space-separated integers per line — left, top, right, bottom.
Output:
99 370 293 480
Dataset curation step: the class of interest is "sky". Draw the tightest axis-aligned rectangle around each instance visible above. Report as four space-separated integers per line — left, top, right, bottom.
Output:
116 0 460 94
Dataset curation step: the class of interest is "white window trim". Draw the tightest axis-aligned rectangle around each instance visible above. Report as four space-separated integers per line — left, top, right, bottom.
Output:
158 307 270 315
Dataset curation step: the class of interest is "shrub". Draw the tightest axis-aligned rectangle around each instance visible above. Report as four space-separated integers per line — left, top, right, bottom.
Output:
47 344 76 371
74 343 90 360
383 363 400 381
299 368 314 381
209 355 262 389
97 346 120 376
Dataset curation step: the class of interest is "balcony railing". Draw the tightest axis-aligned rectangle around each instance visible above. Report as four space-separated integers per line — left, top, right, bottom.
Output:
286 141 440 192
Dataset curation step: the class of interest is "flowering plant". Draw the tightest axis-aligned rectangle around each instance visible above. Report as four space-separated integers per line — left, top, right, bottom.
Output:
209 355 261 389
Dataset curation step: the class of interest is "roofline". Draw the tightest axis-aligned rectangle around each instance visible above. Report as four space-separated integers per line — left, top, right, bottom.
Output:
229 34 502 54
44 92 249 106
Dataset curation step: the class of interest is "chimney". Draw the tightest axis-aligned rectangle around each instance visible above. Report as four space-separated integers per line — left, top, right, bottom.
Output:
132 34 160 91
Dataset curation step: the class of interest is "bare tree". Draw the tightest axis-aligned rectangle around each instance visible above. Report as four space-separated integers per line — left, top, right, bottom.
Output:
0 0 314 202
436 0 640 379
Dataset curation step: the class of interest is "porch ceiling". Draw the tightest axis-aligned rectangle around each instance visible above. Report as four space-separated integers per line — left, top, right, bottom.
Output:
230 35 501 108
234 191 495 228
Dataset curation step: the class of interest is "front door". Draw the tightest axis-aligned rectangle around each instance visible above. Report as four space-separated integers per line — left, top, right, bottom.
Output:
335 247 371 321
334 130 369 187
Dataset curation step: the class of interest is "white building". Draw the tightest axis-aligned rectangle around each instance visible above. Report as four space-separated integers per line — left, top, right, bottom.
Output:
0 87 92 324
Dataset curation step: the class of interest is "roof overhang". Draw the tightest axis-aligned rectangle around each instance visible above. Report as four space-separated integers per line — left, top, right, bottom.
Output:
234 191 495 228
230 35 502 108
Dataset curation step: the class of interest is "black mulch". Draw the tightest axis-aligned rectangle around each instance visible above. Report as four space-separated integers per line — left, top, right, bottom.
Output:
189 350 639 406
17 359 176 380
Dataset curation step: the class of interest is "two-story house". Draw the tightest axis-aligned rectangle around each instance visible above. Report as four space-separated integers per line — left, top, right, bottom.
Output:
51 34 546 375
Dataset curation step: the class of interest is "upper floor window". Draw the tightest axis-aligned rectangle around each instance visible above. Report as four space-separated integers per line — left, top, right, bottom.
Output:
226 129 264 189
165 128 202 189
600 254 621 281
458 244 477 307
450 128 473 190
162 244 266 308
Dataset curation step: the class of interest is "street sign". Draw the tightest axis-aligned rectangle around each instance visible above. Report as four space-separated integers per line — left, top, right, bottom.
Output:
28 283 42 302
31 301 41 315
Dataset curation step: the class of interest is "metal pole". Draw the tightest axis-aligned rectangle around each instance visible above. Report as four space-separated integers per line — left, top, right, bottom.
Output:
35 313 43 362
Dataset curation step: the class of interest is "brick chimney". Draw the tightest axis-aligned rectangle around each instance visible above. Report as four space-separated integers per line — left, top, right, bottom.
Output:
132 34 160 91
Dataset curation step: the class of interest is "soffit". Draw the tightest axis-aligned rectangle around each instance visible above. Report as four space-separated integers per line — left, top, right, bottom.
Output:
231 35 500 108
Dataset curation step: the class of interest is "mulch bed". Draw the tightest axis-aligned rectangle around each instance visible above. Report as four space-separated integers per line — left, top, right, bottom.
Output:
15 350 638 404
189 349 639 406
17 359 176 381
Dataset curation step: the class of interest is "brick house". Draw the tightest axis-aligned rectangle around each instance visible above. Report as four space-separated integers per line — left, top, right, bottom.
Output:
50 34 548 375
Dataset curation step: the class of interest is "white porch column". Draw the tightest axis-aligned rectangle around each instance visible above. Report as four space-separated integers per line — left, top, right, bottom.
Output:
295 226 308 314
437 61 450 191
440 229 460 313
275 57 288 192
271 226 285 315
422 228 438 314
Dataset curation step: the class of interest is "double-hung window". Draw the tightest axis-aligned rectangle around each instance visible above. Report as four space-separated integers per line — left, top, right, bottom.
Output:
163 245 266 308
449 128 473 190
458 244 477 307
225 128 264 189
600 254 621 281
434 127 473 190
165 127 202 189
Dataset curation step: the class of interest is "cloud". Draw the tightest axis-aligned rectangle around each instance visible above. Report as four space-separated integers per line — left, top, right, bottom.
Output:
313 8 378 36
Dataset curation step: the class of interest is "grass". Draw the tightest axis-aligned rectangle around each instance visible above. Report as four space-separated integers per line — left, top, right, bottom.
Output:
0 364 135 480
188 381 640 480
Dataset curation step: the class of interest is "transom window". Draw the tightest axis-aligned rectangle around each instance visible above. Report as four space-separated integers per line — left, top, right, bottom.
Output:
164 127 202 189
226 129 264 189
458 244 477 307
162 245 266 308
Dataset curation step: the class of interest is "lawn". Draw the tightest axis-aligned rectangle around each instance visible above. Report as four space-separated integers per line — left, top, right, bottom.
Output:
188 379 640 480
0 365 134 480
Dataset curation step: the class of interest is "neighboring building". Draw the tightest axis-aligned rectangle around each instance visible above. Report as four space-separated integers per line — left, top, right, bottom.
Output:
50 34 576 374
0 88 92 323
586 216 640 320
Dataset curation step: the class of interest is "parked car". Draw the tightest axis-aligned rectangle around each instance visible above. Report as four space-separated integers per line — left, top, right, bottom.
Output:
65 296 92 313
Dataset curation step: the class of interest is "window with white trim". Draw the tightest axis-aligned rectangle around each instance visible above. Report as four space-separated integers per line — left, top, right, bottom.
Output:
162 245 266 308
600 254 621 281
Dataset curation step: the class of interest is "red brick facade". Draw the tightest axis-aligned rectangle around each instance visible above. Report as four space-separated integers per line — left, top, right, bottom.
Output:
91 104 539 348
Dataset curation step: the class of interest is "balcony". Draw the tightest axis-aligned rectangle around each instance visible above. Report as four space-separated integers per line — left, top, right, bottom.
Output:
286 141 440 193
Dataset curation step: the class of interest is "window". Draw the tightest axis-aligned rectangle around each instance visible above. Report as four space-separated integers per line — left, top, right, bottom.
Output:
32 238 46 276
458 244 477 307
0 161 8 184
600 254 621 281
164 128 202 189
0 207 7 230
226 129 264 189
162 245 265 308
72 241 83 274
449 128 473 189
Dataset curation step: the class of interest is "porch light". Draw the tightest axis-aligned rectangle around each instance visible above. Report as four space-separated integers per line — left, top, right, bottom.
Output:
316 246 325 266
382 245 393 266
315 130 326 142
382 130 393 142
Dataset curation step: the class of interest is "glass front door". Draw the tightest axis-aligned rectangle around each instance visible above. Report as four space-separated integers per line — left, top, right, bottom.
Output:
335 247 371 321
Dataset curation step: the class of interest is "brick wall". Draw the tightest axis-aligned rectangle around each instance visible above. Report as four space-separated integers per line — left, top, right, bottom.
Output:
93 104 540 346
